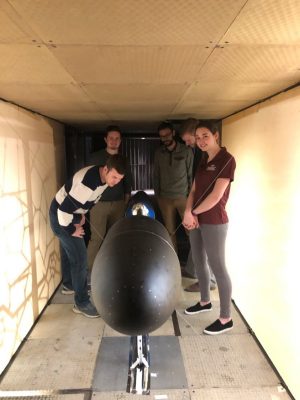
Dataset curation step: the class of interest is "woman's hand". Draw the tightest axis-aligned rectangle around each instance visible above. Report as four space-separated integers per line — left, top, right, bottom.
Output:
192 214 199 229
182 210 198 230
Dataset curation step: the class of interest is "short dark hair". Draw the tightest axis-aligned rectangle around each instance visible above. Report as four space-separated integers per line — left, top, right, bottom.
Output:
157 121 174 133
179 118 199 136
106 154 126 175
196 120 219 134
105 125 122 137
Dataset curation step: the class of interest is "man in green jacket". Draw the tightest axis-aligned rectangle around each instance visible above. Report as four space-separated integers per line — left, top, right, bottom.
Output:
154 121 193 254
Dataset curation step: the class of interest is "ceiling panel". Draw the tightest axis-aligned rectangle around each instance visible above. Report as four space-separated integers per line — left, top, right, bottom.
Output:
8 0 246 45
172 100 254 119
194 46 300 82
221 0 300 45
0 83 109 119
0 1 38 44
107 110 171 121
0 9 32 43
0 0 299 129
0 83 87 103
50 45 211 84
48 111 108 123
0 44 75 84
95 102 176 113
83 83 187 104
180 81 287 102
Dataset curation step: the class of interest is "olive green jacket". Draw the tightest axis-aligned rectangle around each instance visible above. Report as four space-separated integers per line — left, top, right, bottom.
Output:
153 141 193 198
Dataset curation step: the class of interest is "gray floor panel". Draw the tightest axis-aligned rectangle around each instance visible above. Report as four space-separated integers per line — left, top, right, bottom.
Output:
0 395 84 400
0 336 101 390
92 336 130 392
150 336 188 390
1 287 294 399
92 389 190 399
51 286 74 304
190 386 291 399
180 334 280 388
93 336 188 392
29 304 104 340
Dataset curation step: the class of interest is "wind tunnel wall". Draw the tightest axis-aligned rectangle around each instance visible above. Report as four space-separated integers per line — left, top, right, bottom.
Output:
222 85 300 399
0 100 66 375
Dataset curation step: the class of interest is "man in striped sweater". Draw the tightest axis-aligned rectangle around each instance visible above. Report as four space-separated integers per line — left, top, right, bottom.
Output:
49 154 126 318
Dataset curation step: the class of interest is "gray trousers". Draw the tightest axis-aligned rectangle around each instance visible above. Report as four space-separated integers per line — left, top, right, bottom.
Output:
189 224 232 318
185 249 216 285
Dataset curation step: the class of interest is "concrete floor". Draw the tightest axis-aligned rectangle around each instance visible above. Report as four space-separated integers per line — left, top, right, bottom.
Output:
0 278 293 400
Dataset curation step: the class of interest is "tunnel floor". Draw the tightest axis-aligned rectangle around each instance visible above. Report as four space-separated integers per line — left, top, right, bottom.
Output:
0 277 292 400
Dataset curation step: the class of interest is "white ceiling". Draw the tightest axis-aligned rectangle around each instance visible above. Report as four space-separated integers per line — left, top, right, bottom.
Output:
0 0 300 131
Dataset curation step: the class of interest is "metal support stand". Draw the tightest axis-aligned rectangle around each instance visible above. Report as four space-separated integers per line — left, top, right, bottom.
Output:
127 334 150 394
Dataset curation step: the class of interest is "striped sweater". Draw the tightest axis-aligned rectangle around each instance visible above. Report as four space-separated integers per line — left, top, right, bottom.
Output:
54 165 107 234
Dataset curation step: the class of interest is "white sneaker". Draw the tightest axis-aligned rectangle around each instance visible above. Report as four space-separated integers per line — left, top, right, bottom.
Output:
61 285 75 295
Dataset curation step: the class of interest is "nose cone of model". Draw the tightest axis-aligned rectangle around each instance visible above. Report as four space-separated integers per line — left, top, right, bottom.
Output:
91 215 181 336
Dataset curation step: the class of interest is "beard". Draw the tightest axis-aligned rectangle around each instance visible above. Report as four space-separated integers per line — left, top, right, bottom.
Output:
162 139 174 147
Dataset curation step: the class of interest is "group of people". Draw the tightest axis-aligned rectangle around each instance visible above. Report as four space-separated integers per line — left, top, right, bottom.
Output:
49 119 236 335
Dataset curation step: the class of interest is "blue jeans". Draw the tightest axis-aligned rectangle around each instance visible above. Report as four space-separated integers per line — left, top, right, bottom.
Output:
49 200 89 307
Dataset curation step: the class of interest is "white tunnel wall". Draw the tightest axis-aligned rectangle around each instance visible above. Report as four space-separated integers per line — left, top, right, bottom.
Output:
222 85 300 399
0 100 66 374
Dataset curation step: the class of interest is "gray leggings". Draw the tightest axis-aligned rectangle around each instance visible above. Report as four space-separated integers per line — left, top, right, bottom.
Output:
189 224 232 319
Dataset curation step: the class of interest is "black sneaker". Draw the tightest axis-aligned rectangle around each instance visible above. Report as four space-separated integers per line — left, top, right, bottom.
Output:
204 319 233 335
184 302 212 315
72 302 100 318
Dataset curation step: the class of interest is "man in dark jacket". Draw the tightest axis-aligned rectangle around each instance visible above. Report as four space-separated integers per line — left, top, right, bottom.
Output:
87 125 132 270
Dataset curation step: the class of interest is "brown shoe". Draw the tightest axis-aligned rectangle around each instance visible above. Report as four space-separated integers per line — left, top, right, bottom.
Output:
184 282 200 292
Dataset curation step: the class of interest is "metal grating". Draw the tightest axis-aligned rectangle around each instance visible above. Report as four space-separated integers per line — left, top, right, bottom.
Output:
122 137 160 191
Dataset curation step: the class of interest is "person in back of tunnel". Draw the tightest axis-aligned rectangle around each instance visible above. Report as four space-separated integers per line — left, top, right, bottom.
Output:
153 121 193 263
86 125 132 271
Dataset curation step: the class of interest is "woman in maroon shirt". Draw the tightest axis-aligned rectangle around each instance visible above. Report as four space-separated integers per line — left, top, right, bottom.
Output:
182 121 236 335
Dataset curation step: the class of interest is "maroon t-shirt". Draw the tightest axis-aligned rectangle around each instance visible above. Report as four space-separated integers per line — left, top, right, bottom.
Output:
194 147 236 224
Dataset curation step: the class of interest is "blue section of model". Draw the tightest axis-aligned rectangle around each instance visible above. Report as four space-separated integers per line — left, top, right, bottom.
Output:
125 190 155 219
